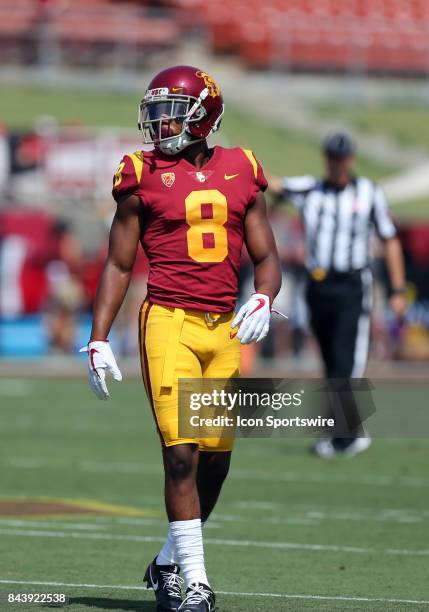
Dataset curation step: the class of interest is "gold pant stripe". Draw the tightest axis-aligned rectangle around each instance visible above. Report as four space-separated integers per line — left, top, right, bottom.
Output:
161 307 186 389
139 301 165 446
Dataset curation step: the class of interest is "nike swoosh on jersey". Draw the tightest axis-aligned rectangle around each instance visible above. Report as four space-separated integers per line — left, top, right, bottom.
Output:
229 330 238 339
224 173 239 181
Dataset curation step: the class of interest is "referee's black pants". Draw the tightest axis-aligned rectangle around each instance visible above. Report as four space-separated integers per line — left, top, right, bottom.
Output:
306 269 372 440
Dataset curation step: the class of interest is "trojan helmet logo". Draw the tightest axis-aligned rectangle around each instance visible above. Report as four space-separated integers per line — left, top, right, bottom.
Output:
161 172 175 188
196 71 220 97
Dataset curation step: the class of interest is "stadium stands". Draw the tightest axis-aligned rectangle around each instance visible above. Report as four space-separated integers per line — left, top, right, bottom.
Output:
169 0 429 74
0 0 180 67
1 0 428 73
51 4 178 50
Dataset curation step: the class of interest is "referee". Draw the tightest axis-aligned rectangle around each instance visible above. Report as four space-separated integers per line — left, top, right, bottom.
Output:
269 132 407 457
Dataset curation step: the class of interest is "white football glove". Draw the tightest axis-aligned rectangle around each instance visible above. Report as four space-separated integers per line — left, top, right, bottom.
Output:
231 293 271 344
80 340 122 400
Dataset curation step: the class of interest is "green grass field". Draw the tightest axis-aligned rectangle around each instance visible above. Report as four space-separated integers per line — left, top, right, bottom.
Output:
0 84 396 181
1 378 429 611
313 103 429 154
2 83 428 219
0 81 428 612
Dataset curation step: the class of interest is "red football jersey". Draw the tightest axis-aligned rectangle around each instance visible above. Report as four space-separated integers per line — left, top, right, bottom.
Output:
112 145 267 312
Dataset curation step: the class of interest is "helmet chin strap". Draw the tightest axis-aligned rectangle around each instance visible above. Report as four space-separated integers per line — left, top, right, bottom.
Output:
157 88 211 156
158 131 203 156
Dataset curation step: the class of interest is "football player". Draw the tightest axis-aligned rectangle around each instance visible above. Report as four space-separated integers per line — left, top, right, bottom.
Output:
82 65 281 612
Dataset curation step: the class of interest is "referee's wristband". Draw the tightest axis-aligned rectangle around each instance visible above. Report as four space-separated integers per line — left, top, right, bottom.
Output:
390 287 406 296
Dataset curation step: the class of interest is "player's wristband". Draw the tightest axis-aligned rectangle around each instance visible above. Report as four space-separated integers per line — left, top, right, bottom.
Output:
390 287 406 296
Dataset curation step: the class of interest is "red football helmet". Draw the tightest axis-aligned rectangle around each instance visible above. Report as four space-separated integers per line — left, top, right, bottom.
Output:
138 65 224 155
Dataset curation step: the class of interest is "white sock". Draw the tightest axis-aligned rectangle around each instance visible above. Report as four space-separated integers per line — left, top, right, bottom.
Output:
170 518 209 587
156 524 177 566
156 520 208 567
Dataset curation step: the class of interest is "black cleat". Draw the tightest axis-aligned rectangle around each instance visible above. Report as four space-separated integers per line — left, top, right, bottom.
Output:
178 583 216 612
144 557 183 612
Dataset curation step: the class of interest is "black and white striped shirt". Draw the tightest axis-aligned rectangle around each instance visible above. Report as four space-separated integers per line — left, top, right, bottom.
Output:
281 175 397 273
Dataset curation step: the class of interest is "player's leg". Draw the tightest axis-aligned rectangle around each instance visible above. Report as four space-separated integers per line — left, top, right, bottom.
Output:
196 311 240 521
306 279 345 457
162 442 212 580
175 311 238 611
168 448 231 612
146 441 211 612
163 443 200 520
140 302 208 610
156 443 199 569
197 450 231 522
149 442 212 611
160 450 229 573
328 272 372 455
306 279 337 376
328 278 364 378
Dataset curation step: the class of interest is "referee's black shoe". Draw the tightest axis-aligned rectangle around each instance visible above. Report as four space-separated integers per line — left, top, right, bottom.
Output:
144 557 183 611
178 583 216 612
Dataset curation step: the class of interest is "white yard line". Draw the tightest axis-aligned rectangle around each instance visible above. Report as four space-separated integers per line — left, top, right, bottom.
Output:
235 501 278 510
1 526 429 557
101 508 428 525
4 457 429 488
0 579 427 606
387 549 429 556
0 519 108 531
5 458 45 468
0 518 220 531
0 511 420 532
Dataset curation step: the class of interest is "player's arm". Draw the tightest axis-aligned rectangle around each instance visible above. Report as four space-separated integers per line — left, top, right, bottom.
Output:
91 194 141 340
232 191 282 344
372 184 407 320
384 236 407 320
267 173 316 209
245 191 281 302
266 173 287 197
81 194 141 400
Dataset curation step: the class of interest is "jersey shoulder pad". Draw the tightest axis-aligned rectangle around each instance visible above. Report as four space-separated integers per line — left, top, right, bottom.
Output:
239 147 268 194
112 151 144 202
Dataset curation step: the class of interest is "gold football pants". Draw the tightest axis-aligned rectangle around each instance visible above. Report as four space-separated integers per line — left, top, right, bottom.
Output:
139 301 240 451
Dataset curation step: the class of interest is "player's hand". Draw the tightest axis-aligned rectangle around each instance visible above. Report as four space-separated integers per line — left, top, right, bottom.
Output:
80 340 122 400
389 293 407 321
231 293 271 344
266 173 284 195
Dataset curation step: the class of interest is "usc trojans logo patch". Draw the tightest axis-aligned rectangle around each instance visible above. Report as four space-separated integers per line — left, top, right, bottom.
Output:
196 71 220 97
161 172 175 188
